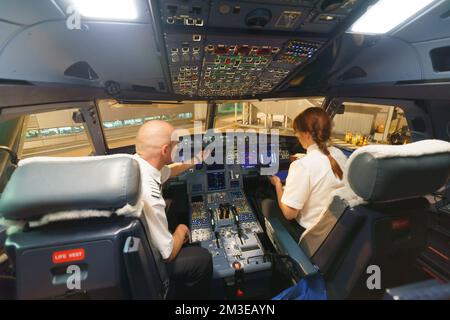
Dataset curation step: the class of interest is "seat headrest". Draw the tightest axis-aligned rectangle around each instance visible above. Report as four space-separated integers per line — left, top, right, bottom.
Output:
0 155 141 221
346 139 450 202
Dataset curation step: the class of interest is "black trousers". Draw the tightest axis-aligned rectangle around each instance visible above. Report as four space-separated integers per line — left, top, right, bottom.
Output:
166 245 213 300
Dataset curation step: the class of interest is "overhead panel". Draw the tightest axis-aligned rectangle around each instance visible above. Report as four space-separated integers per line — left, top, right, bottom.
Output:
159 0 364 98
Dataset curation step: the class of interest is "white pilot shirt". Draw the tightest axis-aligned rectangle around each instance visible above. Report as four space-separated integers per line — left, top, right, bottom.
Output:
133 154 173 260
281 144 347 230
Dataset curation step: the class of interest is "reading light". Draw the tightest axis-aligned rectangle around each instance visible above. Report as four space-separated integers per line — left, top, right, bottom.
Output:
71 0 138 20
349 0 436 34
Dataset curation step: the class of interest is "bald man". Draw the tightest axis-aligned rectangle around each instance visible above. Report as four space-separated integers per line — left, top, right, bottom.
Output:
134 120 212 299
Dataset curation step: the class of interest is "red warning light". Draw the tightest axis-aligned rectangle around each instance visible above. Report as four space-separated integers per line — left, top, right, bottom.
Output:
237 46 251 56
236 288 244 297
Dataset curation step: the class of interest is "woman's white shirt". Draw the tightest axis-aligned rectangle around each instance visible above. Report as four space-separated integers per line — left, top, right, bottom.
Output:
281 143 347 229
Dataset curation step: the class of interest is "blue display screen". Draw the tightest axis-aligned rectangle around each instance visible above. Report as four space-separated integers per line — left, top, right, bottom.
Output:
195 163 204 170
207 172 226 191
230 180 240 189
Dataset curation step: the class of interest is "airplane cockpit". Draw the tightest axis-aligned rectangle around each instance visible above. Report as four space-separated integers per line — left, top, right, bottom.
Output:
0 0 450 302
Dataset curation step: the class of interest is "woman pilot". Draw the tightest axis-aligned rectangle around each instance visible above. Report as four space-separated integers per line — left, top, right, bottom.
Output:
269 107 347 241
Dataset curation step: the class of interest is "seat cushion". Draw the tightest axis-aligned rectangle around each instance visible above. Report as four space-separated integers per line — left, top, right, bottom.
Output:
345 139 450 202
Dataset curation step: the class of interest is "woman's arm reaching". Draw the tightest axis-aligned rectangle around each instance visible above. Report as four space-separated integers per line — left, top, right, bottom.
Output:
268 175 300 221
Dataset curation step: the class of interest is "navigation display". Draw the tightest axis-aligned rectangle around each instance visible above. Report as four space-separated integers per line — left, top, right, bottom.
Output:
207 172 226 191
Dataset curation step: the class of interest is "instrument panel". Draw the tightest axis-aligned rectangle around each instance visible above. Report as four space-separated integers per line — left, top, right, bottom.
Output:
157 0 364 98
177 134 296 279
187 171 268 279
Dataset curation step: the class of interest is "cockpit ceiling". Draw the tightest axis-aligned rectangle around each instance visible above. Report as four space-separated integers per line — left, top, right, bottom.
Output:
0 0 167 94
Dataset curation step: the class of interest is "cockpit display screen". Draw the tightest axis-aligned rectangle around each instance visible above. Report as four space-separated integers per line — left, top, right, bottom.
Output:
239 151 258 169
207 172 226 191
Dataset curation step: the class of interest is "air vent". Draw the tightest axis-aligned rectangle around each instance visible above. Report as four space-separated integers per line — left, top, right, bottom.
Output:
338 66 367 81
64 61 98 80
430 46 450 72
105 81 121 97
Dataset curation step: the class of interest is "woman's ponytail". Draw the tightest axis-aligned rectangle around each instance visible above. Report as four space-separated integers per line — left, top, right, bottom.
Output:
317 141 343 180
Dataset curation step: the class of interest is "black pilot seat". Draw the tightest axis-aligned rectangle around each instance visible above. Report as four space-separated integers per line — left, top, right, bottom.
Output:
0 155 169 299
263 139 450 299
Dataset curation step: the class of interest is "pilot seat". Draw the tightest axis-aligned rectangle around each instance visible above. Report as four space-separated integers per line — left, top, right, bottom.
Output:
263 139 450 299
0 155 169 299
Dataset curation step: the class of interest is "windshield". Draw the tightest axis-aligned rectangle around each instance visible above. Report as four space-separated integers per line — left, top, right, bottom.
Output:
97 98 325 148
97 97 411 152
97 100 207 149
214 98 325 135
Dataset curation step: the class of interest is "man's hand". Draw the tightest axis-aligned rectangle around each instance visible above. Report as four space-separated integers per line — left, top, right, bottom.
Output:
268 175 282 187
169 148 212 178
194 148 211 164
176 224 190 244
202 148 212 163
166 224 190 262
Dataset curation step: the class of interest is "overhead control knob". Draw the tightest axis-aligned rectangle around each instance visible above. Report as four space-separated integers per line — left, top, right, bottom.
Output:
245 8 272 28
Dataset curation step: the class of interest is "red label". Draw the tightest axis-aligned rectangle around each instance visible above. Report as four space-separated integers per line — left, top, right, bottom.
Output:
391 219 410 231
52 248 85 264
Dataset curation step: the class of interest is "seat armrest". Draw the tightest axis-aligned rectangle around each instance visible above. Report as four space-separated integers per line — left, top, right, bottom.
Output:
265 217 318 277
0 225 6 249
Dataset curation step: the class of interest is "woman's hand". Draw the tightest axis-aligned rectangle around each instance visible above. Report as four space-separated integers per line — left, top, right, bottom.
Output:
268 175 282 187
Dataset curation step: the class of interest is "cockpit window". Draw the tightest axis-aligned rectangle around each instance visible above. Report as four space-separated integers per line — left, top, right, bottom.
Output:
20 109 94 158
331 103 411 149
96 99 410 151
97 99 206 149
214 98 324 135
